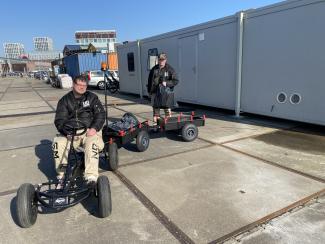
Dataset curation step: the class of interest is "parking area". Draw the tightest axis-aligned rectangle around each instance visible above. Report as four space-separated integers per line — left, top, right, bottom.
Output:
0 77 324 244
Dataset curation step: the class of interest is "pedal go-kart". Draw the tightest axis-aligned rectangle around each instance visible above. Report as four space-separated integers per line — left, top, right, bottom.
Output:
15 119 112 228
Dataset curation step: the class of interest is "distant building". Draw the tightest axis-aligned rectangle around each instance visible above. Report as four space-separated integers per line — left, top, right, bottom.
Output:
28 51 62 61
33 37 53 51
29 37 61 61
3 43 25 59
75 30 117 52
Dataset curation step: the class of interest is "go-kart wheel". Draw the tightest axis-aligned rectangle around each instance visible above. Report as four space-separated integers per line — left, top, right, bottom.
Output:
16 183 38 228
108 142 118 171
97 176 112 218
181 123 198 142
136 130 150 152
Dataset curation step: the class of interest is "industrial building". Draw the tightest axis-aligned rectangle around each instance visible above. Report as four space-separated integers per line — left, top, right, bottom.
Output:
75 30 117 52
33 37 53 51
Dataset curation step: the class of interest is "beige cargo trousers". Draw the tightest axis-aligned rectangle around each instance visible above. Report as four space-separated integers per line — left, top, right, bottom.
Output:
52 132 104 180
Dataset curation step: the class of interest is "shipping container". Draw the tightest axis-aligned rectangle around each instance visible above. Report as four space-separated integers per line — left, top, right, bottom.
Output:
107 52 118 70
63 53 107 78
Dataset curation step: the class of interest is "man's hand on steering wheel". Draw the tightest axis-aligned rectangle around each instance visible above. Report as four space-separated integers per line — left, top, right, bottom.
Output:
86 128 97 137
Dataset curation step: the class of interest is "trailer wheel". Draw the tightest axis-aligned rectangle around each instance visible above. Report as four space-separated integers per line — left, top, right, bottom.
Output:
97 176 112 218
181 123 198 142
97 81 106 90
136 130 150 152
108 142 119 171
16 183 38 228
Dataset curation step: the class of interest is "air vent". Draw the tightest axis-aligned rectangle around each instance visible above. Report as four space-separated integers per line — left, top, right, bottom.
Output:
277 92 287 103
290 93 301 104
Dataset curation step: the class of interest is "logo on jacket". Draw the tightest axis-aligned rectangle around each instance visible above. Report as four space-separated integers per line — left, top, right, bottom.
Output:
83 100 90 107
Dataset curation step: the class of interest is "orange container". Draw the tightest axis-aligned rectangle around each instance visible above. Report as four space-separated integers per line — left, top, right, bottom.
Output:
107 52 118 70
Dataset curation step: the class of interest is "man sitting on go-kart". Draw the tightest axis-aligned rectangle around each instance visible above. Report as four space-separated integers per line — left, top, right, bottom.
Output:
52 75 105 188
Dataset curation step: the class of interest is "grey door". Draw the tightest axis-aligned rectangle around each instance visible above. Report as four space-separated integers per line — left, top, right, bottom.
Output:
178 35 198 102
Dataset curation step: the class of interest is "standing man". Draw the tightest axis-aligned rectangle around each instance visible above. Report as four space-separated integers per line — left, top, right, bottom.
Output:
147 53 179 123
53 75 105 186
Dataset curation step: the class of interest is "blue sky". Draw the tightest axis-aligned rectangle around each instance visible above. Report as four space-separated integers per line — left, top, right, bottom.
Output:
0 0 282 55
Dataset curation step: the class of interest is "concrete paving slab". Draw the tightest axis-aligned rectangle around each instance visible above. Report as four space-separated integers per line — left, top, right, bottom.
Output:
48 100 58 110
6 88 34 93
0 81 11 93
0 114 54 131
0 173 178 244
0 124 56 151
235 196 325 244
224 130 325 180
0 101 49 111
106 107 127 118
97 94 140 105
0 99 42 106
10 80 31 87
35 89 70 100
0 106 53 117
119 145 325 243
1 91 40 102
0 143 56 191
115 104 153 114
197 116 285 144
117 135 211 168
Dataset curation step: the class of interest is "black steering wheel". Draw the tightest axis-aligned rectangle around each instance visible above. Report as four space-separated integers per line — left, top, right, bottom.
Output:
62 119 88 136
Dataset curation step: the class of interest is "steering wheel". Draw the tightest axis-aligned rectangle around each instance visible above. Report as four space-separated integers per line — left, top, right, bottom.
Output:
62 119 88 136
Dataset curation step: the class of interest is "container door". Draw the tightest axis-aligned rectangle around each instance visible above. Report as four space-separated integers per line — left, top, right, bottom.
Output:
178 35 198 102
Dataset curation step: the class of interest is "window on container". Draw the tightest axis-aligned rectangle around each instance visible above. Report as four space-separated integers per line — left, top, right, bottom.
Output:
127 52 135 72
147 48 158 70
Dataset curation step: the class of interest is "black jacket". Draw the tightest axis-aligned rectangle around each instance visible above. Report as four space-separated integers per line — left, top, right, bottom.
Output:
147 63 178 94
54 91 105 135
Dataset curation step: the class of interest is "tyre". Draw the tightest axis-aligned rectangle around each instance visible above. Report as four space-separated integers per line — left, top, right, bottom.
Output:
136 130 150 152
108 142 119 171
181 123 198 142
108 85 118 94
16 183 38 228
97 81 106 90
97 176 112 218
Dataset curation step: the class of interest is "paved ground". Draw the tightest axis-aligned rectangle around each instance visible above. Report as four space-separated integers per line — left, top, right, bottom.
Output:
0 77 324 244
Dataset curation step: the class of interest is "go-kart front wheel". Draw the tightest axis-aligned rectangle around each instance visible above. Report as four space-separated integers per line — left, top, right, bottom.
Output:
107 142 119 171
97 176 112 218
16 183 38 228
